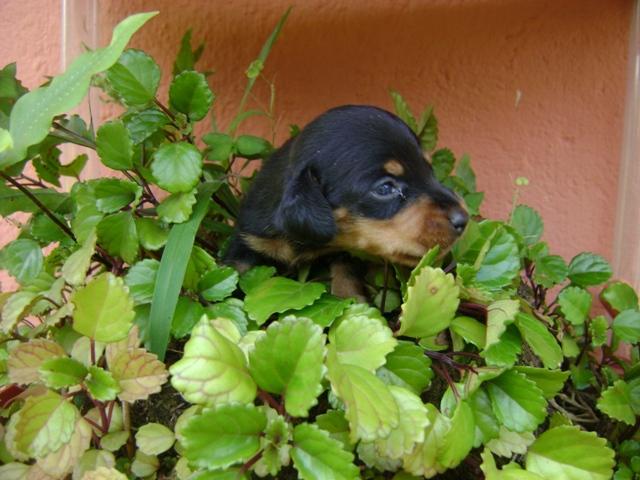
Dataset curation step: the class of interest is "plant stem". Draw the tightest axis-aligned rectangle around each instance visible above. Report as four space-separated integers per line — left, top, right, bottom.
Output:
239 450 264 475
154 98 177 123
0 171 77 242
51 122 96 149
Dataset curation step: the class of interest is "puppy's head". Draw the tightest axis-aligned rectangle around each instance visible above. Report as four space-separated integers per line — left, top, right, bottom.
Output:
274 105 468 266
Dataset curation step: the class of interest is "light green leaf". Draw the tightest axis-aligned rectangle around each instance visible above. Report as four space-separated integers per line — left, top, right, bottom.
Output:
244 277 326 325
402 404 449 478
291 423 359 480
96 211 139 264
439 400 475 468
326 350 399 442
513 366 569 399
249 317 325 417
181 404 266 470
451 315 487 348
170 317 256 406
286 293 352 328
15 390 78 457
534 254 569 288
198 266 239 302
204 132 235 163
238 265 276 294
85 366 121 402
106 49 160 106
330 315 396 372
526 426 615 480
589 315 609 347
62 229 97 286
601 281 638 313
1 291 39 333
568 253 612 287
169 71 214 121
109 347 167 402
597 380 636 425
0 128 12 152
71 272 134 343
514 312 562 369
510 205 543 246
124 259 159 305
151 142 203 194
235 135 272 159
136 422 175 455
72 205 103 244
376 341 432 395
475 228 520 290
469 388 500 447
93 178 142 213
612 309 640 343
316 410 352 450
486 426 536 458
486 299 520 348
101 431 129 452
157 189 197 224
558 286 593 325
398 266 459 338
131 451 159 477
38 357 88 388
0 239 43 284
8 338 66 384
486 370 547 433
389 91 417 133
171 296 206 339
2 12 158 167
481 448 544 479
96 120 133 170
135 217 169 250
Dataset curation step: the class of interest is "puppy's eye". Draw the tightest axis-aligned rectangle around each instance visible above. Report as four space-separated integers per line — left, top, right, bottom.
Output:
372 179 403 200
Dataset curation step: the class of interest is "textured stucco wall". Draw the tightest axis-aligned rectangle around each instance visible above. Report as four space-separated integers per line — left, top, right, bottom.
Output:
0 0 633 287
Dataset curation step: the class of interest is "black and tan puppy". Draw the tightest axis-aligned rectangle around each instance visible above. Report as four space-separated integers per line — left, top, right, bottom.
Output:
224 105 468 295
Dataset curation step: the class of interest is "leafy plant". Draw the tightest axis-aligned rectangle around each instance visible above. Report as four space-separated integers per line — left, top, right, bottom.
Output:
0 9 639 480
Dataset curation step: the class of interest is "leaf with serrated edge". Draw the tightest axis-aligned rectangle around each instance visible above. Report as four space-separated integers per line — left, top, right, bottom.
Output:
510 205 543 246
374 386 429 459
469 388 500 447
151 142 203 194
72 272 134 343
96 211 139 264
15 390 78 458
244 277 326 325
515 312 562 369
486 370 547 433
597 380 636 425
613 309 640 343
110 348 167 402
170 317 256 406
124 259 159 305
329 315 396 372
38 357 88 388
402 403 449 477
136 422 175 455
398 266 459 338
481 448 545 480
157 190 197 224
86 366 121 402
62 229 97 286
439 400 475 469
486 300 520 348
8 338 66 384
0 239 43 284
601 281 638 313
568 252 612 287
558 286 592 325
181 404 266 470
326 348 399 442
96 121 133 170
377 341 432 395
487 426 535 457
292 423 359 480
513 366 569 400
1 291 38 333
526 426 614 480
249 317 325 417
36 417 91 478
169 71 214 121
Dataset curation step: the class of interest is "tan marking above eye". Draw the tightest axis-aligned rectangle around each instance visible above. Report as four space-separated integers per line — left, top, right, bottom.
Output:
383 159 404 176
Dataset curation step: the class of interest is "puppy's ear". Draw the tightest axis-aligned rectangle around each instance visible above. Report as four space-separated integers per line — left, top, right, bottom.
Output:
275 167 336 245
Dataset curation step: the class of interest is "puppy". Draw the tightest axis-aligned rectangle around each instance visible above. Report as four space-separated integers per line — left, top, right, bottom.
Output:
224 105 468 296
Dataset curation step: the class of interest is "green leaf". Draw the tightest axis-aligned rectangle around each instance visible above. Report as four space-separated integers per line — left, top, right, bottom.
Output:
61 229 97 286
244 277 326 325
431 148 455 182
93 178 142 213
204 132 235 164
326 350 399 442
316 410 352 450
96 120 133 170
0 239 43 283
597 380 636 425
514 312 562 369
0 184 69 216
377 341 432 395
149 183 217 360
2 12 158 167
124 259 159 305
136 423 175 455
169 71 214 121
71 272 134 343
485 299 520 348
469 389 500 447
483 325 522 368
601 282 638 313
486 370 547 433
135 217 169 251
590 315 609 347
510 205 543 246
131 451 159 477
173 29 204 76
513 366 569 399
558 286 592 325
0 128 12 152
612 309 640 343
8 338 66 384
181 404 266 470
85 366 121 401
106 49 160 106
198 266 239 302
157 189 197 224
109 347 167 402
402 404 451 477
418 105 438 152
439 400 475 469
205 298 248 336
398 266 459 338
450 316 487 349
475 228 520 290
487 427 536 459
96 211 139 264
456 154 477 192
171 296 206 339
235 135 272 159
0 290 38 333
249 317 325 417
291 423 359 480
526 426 615 480
170 317 256 406
72 205 103 244
568 252 612 287
15 390 78 457
38 357 88 388
329 315 396 371
60 153 89 178
123 108 169 144
481 448 544 479
151 142 203 193
291 293 353 328
533 254 569 288
389 91 417 133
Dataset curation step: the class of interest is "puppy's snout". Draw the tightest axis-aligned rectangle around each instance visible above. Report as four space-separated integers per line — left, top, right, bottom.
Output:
448 207 468 234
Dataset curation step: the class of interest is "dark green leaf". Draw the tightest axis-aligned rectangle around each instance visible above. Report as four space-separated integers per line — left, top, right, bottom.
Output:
568 252 612 287
171 296 205 339
534 254 568 288
169 71 214 121
96 211 139 264
558 286 592 325
125 259 160 305
0 239 43 283
96 120 133 170
123 108 169 144
205 298 248 336
376 341 432 395
235 135 272 159
514 312 562 369
151 142 203 193
601 282 639 314
456 154 476 193
239 265 277 294
613 309 640 343
291 293 353 328
204 132 235 164
106 49 161 106
0 184 69 216
173 29 204 76
29 213 69 245
475 228 520 290
59 153 89 178
418 105 438 151
198 266 239 302
431 148 455 182
135 217 169 251
389 91 417 133
510 205 543 246
93 178 142 213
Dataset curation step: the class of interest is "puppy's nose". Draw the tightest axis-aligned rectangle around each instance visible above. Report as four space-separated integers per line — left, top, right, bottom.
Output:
448 208 468 234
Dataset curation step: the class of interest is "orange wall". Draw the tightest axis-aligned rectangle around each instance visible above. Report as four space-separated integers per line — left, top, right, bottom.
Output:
0 0 633 282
